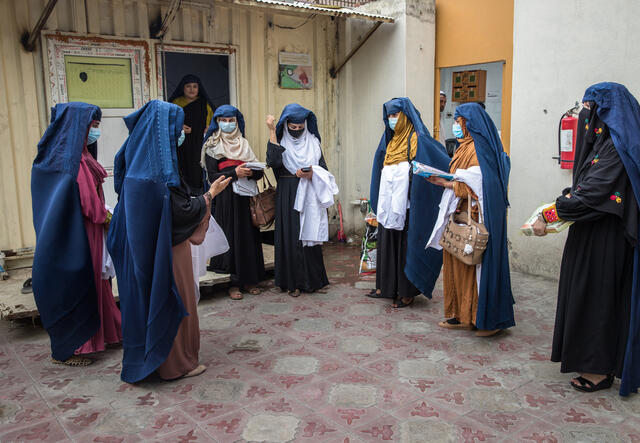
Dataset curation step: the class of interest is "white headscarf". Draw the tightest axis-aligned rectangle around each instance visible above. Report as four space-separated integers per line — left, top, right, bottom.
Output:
201 124 258 167
281 123 322 175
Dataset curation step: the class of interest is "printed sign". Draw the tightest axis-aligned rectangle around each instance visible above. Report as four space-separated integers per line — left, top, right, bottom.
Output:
278 52 312 89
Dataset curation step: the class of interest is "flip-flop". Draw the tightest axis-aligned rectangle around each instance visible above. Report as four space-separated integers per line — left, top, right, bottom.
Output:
245 287 261 295
438 318 472 330
366 289 386 299
571 374 614 392
184 364 207 378
229 287 243 300
52 356 92 367
288 289 301 298
392 297 414 308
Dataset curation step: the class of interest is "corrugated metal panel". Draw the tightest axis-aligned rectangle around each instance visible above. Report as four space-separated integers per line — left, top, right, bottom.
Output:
243 0 394 22
0 0 340 250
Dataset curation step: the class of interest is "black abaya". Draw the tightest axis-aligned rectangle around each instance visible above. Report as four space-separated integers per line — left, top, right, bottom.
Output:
266 141 329 292
205 156 266 285
177 97 208 194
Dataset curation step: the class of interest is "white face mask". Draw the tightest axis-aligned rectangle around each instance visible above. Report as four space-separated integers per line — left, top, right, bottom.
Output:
388 117 398 130
452 122 464 139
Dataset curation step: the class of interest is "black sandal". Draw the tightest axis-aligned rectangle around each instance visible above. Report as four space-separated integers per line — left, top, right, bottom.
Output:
570 374 614 392
21 278 33 294
366 289 386 299
392 297 414 308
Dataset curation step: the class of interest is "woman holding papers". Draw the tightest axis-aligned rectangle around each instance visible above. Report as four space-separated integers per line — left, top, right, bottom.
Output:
368 98 450 308
266 104 338 297
202 105 266 300
426 103 514 337
532 83 640 396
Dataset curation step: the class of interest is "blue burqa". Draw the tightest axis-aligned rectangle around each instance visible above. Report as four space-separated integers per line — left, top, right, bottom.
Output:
370 98 451 296
454 103 515 331
107 100 187 383
204 104 247 141
31 102 101 361
276 103 321 142
583 82 640 396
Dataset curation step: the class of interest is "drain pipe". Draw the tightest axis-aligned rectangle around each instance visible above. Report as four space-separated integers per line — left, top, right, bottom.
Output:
21 0 59 52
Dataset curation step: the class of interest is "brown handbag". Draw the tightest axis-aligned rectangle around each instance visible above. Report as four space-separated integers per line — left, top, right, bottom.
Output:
249 174 276 228
439 195 489 266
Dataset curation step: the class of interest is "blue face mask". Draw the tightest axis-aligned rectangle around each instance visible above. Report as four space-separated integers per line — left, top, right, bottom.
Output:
219 121 237 133
87 127 101 145
452 122 464 139
177 130 185 147
388 117 398 130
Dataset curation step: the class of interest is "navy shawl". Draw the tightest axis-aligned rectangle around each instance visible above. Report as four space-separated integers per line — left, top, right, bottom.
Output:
31 102 102 361
107 100 187 383
370 97 451 296
454 103 514 331
583 82 640 396
204 104 246 141
276 103 321 143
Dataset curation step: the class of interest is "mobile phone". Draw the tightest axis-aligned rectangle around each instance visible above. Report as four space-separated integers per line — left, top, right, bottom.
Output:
301 167 311 173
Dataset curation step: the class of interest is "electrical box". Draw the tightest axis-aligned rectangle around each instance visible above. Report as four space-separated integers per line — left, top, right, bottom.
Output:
451 70 486 103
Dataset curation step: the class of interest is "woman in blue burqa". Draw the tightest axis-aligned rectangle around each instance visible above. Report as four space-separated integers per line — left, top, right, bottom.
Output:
265 104 338 297
202 105 266 300
108 100 230 382
368 97 451 308
427 103 514 337
532 83 640 396
31 102 122 367
169 74 214 195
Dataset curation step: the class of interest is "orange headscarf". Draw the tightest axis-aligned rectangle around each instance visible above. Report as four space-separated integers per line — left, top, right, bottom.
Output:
384 112 417 166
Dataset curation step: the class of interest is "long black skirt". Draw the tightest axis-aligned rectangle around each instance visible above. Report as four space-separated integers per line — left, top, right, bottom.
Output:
551 214 632 376
209 186 265 286
274 176 329 292
376 218 420 302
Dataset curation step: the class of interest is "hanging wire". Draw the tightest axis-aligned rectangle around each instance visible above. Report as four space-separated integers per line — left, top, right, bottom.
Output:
272 14 317 30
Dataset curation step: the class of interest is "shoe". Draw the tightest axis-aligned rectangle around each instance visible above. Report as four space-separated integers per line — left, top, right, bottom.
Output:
571 374 614 392
366 289 386 299
438 318 472 330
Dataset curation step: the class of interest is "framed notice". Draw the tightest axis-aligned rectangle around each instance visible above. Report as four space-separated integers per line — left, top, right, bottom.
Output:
278 52 312 89
65 55 134 108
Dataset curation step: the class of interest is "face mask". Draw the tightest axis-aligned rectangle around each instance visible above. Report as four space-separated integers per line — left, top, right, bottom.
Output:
87 127 101 144
289 128 304 139
388 117 398 130
177 130 185 147
452 122 464 139
219 121 237 133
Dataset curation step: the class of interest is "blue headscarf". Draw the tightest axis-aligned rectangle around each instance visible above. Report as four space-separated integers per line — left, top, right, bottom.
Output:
583 82 640 396
203 104 246 141
454 103 514 331
276 103 321 143
107 100 187 383
370 97 451 296
31 102 101 361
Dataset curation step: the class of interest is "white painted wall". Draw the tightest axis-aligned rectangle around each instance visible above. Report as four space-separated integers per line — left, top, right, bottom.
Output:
337 0 436 235
509 0 640 277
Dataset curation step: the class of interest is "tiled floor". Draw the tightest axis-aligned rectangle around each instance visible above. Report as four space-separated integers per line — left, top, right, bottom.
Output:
1 243 639 442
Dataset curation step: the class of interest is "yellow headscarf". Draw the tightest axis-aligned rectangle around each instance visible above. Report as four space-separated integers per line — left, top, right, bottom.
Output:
384 112 417 166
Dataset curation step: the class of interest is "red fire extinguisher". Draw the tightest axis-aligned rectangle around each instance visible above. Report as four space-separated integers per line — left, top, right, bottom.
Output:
555 105 580 169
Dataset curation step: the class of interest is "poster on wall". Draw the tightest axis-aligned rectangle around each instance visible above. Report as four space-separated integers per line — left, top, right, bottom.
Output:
278 52 312 89
64 55 134 108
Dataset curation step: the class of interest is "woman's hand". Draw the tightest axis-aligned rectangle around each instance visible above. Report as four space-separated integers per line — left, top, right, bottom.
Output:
183 124 192 134
532 217 547 236
296 167 313 180
266 115 276 131
235 164 253 178
427 176 454 189
209 175 232 197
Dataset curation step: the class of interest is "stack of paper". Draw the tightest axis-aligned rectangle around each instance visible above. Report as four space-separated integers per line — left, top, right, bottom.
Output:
520 203 573 235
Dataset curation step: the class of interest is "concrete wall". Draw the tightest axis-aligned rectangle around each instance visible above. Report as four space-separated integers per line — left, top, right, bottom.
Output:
337 0 436 235
0 0 339 250
509 0 640 277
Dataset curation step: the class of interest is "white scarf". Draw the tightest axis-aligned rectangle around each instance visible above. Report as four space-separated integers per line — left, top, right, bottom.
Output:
294 165 338 247
201 127 258 167
281 124 321 175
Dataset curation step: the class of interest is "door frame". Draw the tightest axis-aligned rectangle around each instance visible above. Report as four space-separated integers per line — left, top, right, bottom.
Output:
153 41 237 107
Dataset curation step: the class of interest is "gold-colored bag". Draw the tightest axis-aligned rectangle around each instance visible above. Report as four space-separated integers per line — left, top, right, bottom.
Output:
439 196 489 266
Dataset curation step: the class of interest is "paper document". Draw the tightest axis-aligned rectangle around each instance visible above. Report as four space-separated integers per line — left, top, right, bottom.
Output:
520 203 573 235
412 160 455 181
244 162 266 170
233 178 259 197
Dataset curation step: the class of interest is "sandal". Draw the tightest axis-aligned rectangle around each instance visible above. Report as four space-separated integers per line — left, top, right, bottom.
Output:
438 318 472 330
288 289 301 298
571 374 614 393
476 329 501 337
245 286 261 295
392 297 414 308
52 356 92 367
21 278 33 294
184 364 207 378
366 289 386 299
229 287 243 300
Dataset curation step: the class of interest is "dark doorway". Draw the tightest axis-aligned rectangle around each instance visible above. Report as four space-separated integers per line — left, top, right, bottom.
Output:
162 52 230 109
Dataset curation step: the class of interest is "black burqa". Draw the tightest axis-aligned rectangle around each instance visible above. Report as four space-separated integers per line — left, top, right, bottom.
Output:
169 75 213 194
170 175 208 246
551 105 636 377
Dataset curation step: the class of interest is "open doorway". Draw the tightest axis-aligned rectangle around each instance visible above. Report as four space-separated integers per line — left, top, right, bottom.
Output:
161 51 231 108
